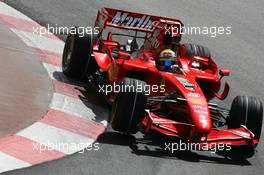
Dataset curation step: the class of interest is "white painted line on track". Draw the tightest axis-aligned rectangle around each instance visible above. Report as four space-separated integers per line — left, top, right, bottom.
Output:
42 62 87 86
42 62 65 80
0 152 31 173
17 122 94 155
10 28 64 53
42 63 108 124
50 93 108 126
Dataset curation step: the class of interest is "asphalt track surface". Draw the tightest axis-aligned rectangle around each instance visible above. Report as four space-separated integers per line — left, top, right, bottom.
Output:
2 0 264 174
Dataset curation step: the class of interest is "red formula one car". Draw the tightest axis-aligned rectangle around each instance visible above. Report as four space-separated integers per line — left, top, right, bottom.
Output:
62 8 263 153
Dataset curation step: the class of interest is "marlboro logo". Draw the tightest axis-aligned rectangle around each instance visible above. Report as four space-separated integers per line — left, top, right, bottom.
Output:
111 11 159 30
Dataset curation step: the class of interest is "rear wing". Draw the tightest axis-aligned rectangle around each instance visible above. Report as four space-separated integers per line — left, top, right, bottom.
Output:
95 7 183 33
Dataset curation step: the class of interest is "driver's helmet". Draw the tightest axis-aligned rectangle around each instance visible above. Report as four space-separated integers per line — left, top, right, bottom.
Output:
157 49 177 71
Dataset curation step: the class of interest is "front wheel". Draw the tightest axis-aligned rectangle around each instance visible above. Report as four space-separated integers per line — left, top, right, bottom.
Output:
110 78 147 134
227 96 263 145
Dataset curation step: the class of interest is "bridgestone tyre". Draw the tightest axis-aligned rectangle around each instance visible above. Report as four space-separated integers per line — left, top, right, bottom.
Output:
111 78 147 134
227 96 263 141
184 43 211 58
62 31 97 79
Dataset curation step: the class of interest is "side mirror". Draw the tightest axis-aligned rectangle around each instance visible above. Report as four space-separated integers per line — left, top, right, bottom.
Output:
118 50 130 59
112 49 130 59
219 69 230 77
107 32 113 41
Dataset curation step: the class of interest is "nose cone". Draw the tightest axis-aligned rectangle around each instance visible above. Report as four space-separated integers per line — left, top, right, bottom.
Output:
194 113 212 134
187 97 212 134
162 73 213 134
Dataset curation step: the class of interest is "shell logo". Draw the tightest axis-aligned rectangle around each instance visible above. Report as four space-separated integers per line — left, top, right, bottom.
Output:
189 97 204 105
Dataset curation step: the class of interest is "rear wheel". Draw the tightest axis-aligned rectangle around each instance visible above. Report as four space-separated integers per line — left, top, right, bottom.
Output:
227 96 263 147
62 31 97 80
184 43 211 58
111 78 147 134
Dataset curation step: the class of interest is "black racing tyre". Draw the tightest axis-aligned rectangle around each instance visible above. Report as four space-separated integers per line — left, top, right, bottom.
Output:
111 78 147 134
62 30 97 80
184 43 211 58
227 96 263 140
